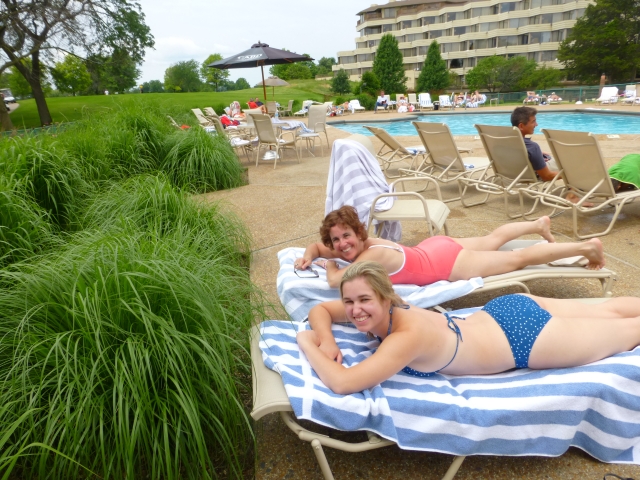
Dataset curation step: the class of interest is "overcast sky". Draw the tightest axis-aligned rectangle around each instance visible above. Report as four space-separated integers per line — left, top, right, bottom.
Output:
136 0 361 86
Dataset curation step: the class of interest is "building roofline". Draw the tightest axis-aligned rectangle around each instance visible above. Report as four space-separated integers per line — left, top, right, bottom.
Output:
357 0 478 15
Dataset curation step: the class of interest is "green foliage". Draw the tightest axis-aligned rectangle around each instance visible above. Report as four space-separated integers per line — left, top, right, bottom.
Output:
270 62 313 80
0 177 259 478
417 41 450 93
165 60 203 93
235 77 250 90
361 71 381 96
466 55 536 92
317 56 337 76
372 34 407 93
330 68 351 95
520 66 565 90
201 53 230 91
143 79 164 93
355 93 376 111
84 51 141 95
558 0 640 82
162 126 245 193
8 63 33 98
51 55 92 96
334 96 346 105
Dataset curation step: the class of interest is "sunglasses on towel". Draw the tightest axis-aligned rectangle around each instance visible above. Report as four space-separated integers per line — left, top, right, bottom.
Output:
294 267 319 278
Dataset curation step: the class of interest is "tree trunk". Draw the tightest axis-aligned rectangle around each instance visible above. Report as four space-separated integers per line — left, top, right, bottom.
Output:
0 99 13 131
13 51 53 126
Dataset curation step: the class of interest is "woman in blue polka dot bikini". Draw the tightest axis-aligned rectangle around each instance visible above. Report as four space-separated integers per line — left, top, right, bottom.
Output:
296 261 640 395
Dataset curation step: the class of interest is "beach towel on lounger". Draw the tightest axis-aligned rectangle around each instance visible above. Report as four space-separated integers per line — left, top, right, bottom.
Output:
277 247 482 322
326 139 401 241
258 317 640 464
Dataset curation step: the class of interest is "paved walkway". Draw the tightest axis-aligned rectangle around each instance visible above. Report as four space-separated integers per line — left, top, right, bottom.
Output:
202 104 640 479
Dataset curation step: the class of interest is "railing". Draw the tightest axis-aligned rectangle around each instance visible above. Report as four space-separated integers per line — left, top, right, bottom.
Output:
477 84 631 104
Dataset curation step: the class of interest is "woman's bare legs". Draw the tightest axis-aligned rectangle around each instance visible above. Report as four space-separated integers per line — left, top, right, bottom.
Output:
527 295 640 369
452 216 555 251
449 238 605 280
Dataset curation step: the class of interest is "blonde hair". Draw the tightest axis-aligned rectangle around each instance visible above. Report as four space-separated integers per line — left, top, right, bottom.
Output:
340 261 403 307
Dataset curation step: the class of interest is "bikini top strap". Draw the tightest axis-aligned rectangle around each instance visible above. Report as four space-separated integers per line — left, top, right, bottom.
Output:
379 304 411 341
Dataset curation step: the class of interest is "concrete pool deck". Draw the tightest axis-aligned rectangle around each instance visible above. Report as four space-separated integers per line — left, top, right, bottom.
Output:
201 104 640 480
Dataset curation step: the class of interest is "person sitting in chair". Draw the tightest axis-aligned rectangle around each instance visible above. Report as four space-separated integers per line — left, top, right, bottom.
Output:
247 98 267 114
297 261 640 395
374 90 388 113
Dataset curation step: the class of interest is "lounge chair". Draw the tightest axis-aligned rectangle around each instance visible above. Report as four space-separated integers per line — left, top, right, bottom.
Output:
265 101 279 117
349 99 366 113
523 91 540 105
384 94 395 110
293 100 314 117
548 93 563 104
407 93 419 110
241 108 262 135
418 93 434 111
518 129 640 239
465 94 486 109
250 113 300 169
595 86 620 105
297 105 329 156
363 125 427 178
210 117 251 161
167 115 181 129
399 122 491 203
279 99 294 116
458 125 548 218
327 135 449 241
252 289 630 480
622 85 636 105
203 107 219 120
438 95 453 110
191 108 214 127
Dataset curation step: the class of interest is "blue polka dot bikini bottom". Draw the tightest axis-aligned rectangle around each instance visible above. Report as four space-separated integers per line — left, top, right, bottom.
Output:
482 294 552 368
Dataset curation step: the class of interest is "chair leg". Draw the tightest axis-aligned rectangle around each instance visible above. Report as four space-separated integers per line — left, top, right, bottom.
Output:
255 145 261 167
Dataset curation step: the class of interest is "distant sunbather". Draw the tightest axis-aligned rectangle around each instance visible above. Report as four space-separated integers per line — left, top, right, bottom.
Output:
247 98 267 114
294 206 605 288
297 261 640 394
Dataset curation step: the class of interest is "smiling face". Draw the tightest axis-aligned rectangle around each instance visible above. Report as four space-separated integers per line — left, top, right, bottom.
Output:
329 223 364 262
341 276 390 334
518 114 538 136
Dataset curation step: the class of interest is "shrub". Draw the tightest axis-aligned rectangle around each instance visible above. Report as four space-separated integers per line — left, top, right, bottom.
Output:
334 96 346 105
0 179 266 478
355 93 376 111
213 102 227 115
162 126 245 193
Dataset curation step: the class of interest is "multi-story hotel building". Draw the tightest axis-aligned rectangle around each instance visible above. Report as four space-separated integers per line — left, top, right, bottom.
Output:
333 0 594 90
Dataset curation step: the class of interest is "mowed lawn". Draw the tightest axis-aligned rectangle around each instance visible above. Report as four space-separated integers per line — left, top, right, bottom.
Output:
11 80 335 129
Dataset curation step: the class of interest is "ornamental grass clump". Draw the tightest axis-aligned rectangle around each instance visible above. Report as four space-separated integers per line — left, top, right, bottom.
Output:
0 200 259 478
162 126 245 193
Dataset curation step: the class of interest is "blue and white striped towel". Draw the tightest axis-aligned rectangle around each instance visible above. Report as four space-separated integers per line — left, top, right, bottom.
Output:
259 318 640 464
277 247 482 322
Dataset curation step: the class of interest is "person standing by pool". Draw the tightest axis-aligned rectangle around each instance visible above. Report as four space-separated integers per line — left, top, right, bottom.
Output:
375 90 388 113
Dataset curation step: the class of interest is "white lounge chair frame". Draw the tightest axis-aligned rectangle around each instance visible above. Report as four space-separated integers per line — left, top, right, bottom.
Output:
250 295 616 480
595 86 619 105
622 85 636 105
191 108 214 127
349 99 366 113
399 122 491 203
407 93 419 110
210 117 251 161
418 93 434 111
438 95 453 110
363 125 427 178
518 128 640 239
458 125 549 219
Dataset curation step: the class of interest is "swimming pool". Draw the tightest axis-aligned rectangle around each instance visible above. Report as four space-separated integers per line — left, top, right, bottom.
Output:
331 112 640 136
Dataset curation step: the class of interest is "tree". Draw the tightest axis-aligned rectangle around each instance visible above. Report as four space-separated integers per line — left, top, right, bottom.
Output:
164 60 202 93
519 66 564 90
317 57 337 76
330 68 351 94
8 63 32 98
144 80 164 93
269 61 312 80
360 71 380 96
0 0 153 126
83 50 139 95
465 56 536 92
235 78 250 90
201 54 229 91
558 0 640 83
372 34 407 93
51 56 92 96
416 41 450 93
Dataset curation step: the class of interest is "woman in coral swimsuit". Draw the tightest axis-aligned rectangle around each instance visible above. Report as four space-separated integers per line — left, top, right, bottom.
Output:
296 261 640 395
295 206 605 288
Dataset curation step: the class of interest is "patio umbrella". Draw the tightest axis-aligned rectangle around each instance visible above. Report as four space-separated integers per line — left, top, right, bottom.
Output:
256 76 290 97
209 41 313 100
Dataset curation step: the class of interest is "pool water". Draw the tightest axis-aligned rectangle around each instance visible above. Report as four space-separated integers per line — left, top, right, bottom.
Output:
332 112 640 136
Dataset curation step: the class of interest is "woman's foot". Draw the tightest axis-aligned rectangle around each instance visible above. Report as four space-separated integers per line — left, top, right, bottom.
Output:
582 238 605 270
535 216 555 243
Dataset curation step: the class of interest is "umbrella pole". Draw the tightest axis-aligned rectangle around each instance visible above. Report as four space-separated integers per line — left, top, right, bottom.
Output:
261 64 267 100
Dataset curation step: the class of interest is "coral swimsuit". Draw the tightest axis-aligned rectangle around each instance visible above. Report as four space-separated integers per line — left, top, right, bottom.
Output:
369 236 463 286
